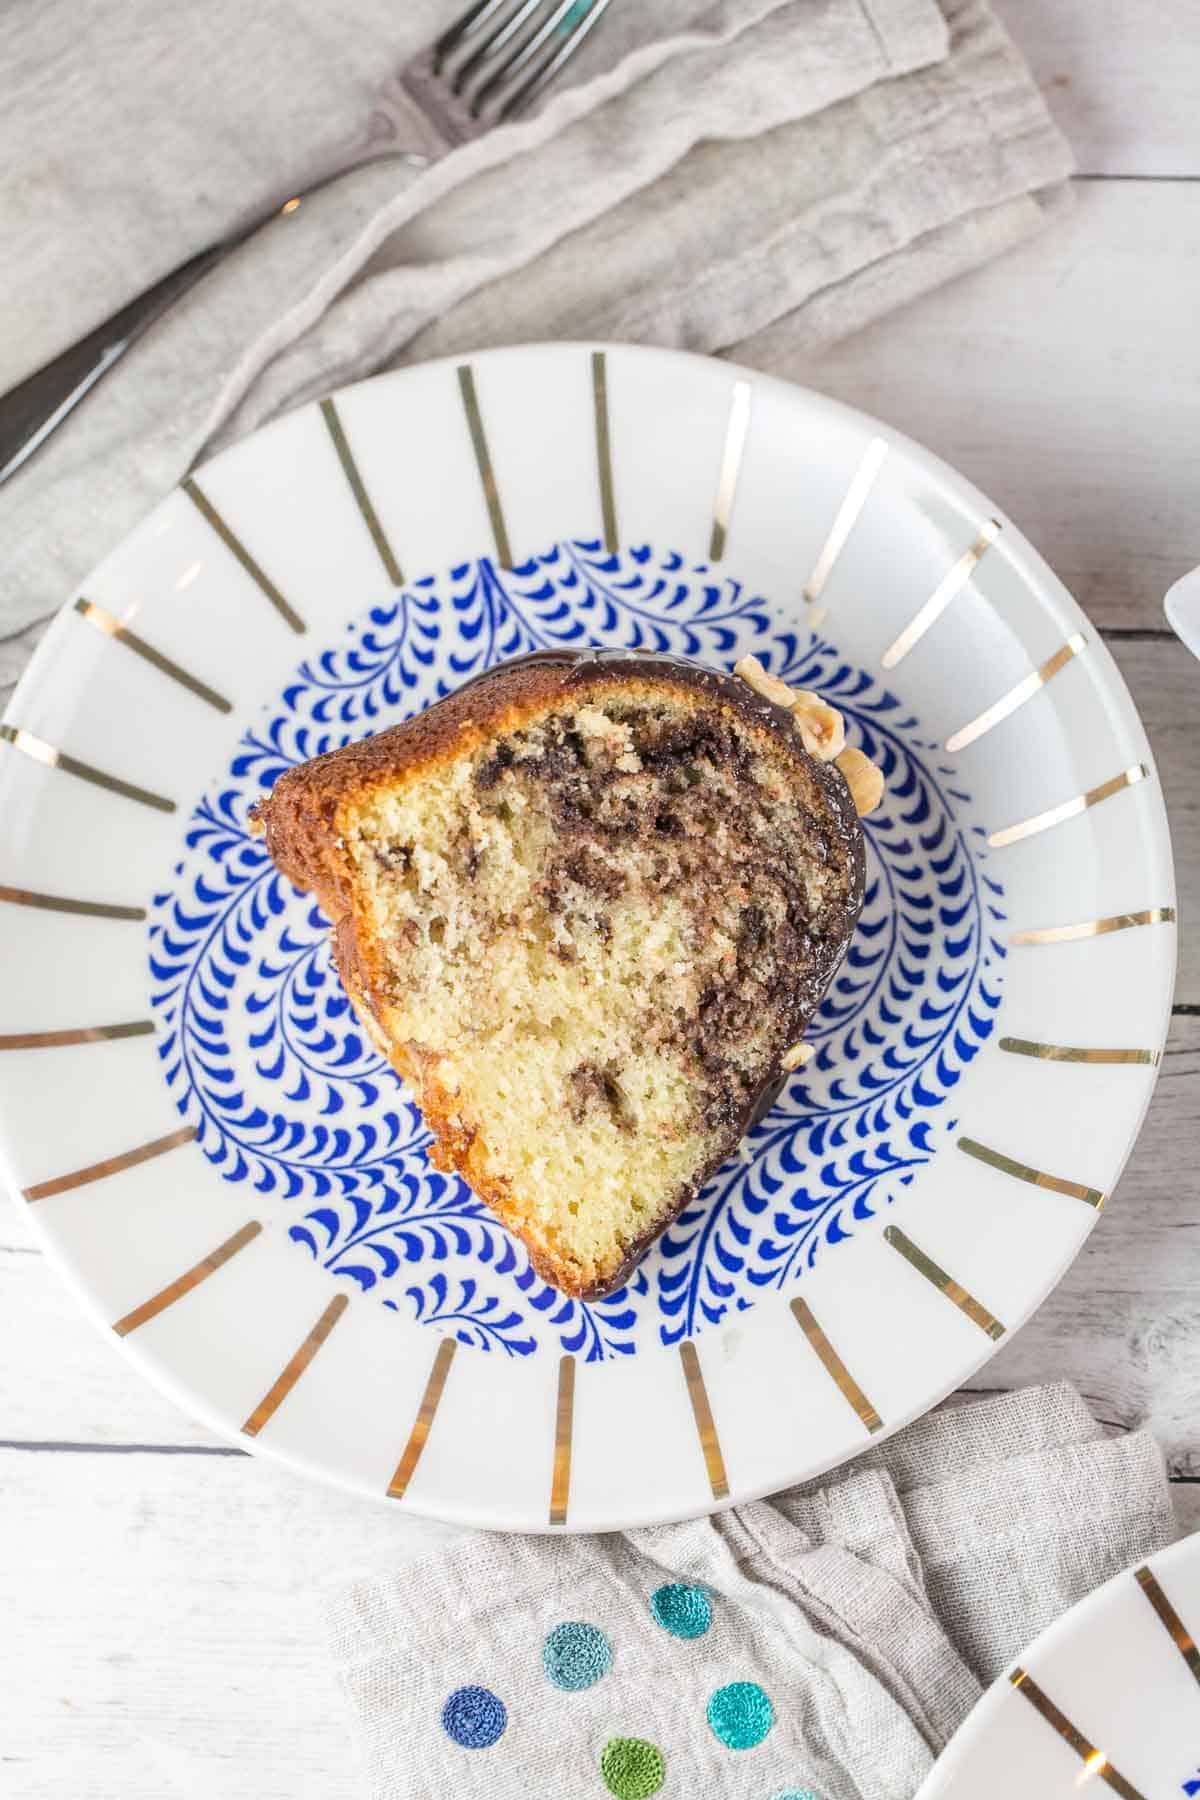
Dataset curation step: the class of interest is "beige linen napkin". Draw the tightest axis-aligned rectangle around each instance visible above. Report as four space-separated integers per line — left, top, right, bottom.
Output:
0 0 1071 684
326 1385 1177 1800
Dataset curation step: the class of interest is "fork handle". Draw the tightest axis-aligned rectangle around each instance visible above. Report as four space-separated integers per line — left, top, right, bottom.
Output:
0 244 230 488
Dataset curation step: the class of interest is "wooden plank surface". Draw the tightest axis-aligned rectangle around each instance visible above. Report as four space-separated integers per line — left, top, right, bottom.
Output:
1111 638 1197 999
0 1446 454 1800
995 0 1200 177
967 1016 1200 1469
771 180 1200 636
3 6 1200 1795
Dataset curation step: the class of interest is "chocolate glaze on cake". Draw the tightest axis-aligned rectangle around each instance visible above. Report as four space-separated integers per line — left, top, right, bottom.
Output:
457 646 862 1123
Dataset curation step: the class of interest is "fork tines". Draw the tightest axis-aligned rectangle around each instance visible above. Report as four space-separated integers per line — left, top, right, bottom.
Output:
435 0 615 123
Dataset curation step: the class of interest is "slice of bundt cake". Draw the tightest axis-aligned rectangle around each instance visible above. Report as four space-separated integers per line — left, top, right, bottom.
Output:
252 649 879 1299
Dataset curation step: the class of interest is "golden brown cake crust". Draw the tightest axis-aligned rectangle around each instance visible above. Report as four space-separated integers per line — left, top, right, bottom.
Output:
252 651 866 1299
255 657 575 911
256 652 860 893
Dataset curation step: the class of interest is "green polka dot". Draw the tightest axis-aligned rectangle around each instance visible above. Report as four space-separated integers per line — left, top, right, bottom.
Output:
650 1582 712 1639
708 1680 774 1749
600 1736 665 1799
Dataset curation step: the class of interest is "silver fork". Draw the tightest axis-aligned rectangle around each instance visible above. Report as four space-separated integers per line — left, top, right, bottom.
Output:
0 0 615 488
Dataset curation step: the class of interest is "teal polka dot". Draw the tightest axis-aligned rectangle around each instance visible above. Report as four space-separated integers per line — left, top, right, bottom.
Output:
768 1790 822 1800
650 1582 712 1639
542 1620 612 1691
708 1680 774 1749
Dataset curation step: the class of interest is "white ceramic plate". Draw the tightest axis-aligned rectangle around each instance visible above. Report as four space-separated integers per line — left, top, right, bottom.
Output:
0 343 1175 1531
919 1531 1200 1799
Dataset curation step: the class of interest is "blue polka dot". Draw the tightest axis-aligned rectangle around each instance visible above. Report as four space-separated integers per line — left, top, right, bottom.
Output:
543 1620 613 1690
708 1681 774 1750
441 1685 507 1749
768 1790 822 1800
650 1582 712 1639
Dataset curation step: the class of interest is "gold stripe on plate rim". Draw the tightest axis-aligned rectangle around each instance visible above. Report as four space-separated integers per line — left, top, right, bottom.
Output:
388 1336 459 1501
1010 906 1176 947
958 1135 1105 1208
1134 1565 1200 1684
0 884 145 922
999 1037 1158 1068
1009 1668 1145 1800
1 723 175 814
24 1124 197 1203
457 365 513 570
945 633 1086 753
319 397 404 588
113 1220 263 1337
881 518 1001 671
883 1224 1005 1340
803 436 888 607
182 477 306 634
988 764 1148 850
709 379 752 562
790 1296 882 1434
591 351 619 554
679 1340 729 1502
0 1019 153 1052
242 1293 350 1438
549 1353 576 1527
74 598 232 713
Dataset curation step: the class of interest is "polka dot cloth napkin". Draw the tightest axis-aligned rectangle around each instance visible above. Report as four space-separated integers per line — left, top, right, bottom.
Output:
325 1386 1177 1799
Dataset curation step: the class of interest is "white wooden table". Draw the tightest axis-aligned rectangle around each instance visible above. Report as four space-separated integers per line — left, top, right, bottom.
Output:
3 7 1199 1795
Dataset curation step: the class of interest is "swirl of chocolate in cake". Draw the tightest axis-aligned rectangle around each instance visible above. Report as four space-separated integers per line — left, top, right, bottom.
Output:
252 648 870 1298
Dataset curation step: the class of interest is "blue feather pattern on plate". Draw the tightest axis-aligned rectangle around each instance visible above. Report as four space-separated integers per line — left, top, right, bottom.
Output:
147 541 1005 1360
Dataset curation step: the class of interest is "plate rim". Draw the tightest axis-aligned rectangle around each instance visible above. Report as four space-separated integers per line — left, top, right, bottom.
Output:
915 1528 1200 1796
0 338 1178 1530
